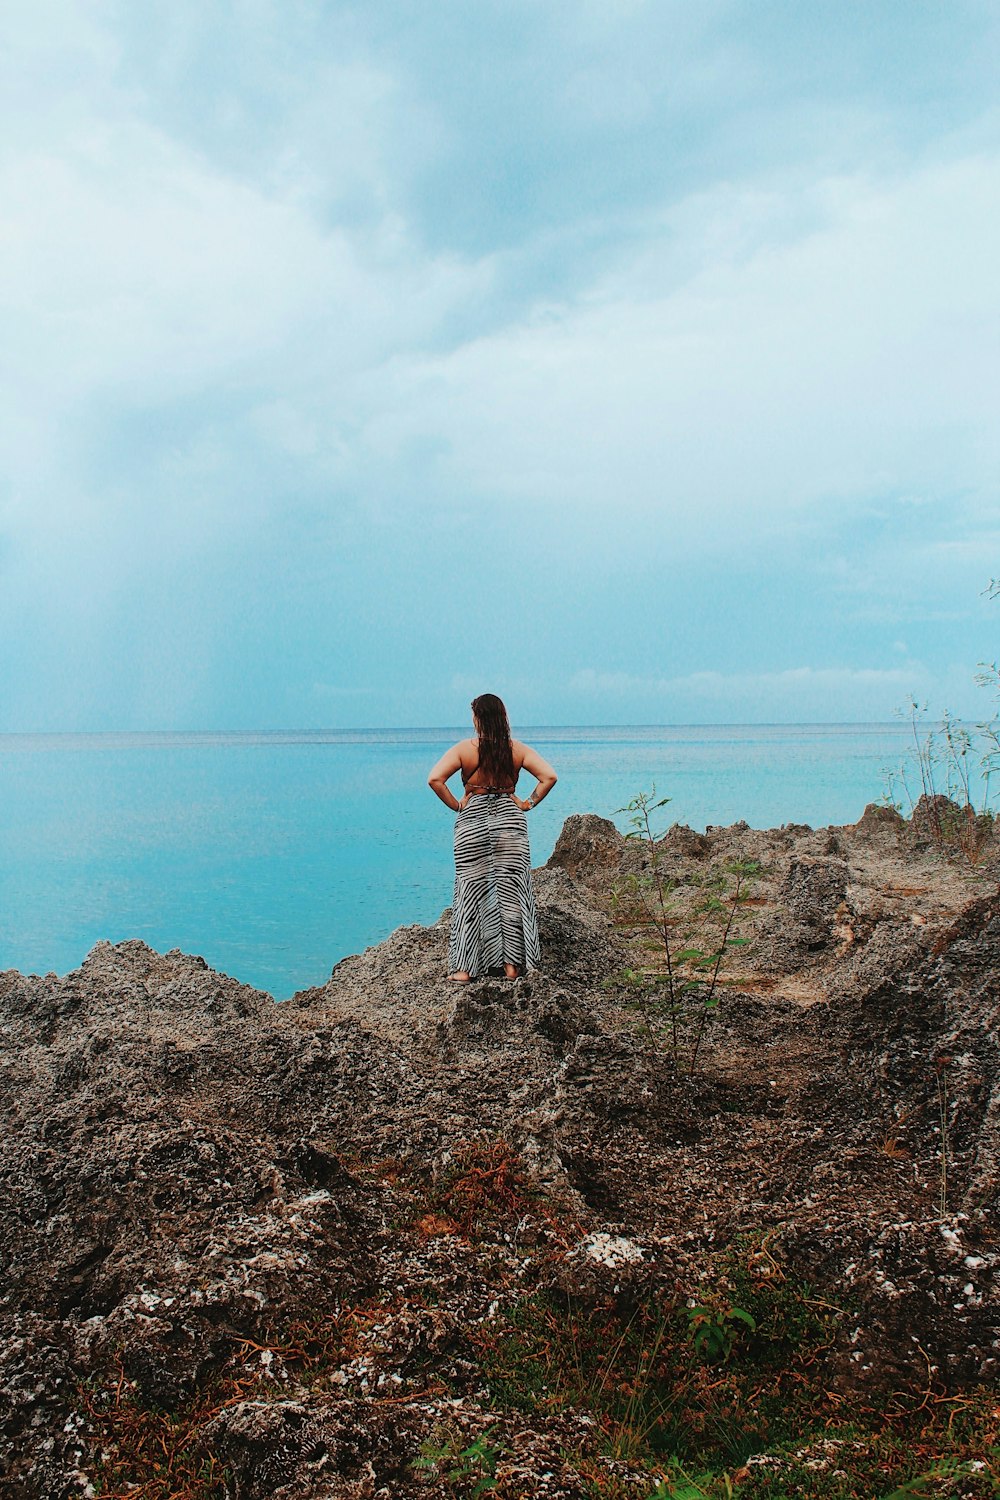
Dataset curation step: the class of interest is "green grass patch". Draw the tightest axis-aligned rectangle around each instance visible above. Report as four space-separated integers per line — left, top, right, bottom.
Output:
474 1236 1000 1497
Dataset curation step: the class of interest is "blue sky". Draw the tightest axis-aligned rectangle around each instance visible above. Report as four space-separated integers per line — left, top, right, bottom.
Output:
1 0 998 730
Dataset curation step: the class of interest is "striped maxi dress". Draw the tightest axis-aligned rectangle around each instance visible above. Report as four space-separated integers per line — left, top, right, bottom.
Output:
448 791 542 977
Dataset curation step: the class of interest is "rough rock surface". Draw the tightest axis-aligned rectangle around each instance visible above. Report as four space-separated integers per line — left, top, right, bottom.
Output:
1 805 999 1497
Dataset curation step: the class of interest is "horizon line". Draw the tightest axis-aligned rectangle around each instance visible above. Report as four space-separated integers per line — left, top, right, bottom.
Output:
0 720 918 737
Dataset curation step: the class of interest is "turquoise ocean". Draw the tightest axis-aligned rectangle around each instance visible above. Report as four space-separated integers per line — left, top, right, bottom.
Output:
0 724 915 998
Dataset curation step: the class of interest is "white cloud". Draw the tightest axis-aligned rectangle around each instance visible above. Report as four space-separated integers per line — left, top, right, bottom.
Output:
561 660 970 723
3 9 996 568
1 1 997 729
352 151 1000 540
0 23 491 576
569 665 923 698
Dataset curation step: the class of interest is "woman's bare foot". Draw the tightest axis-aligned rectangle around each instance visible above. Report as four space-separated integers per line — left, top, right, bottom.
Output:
446 971 471 983
503 962 521 980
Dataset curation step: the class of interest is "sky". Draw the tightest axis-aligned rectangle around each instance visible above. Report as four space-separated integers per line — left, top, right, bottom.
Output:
1 0 998 731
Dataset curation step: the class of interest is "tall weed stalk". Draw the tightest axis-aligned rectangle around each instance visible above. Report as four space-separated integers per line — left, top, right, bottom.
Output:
612 789 752 1076
884 701 998 866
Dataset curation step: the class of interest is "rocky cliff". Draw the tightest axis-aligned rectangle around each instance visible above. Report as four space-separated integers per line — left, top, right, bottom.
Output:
1 807 998 1498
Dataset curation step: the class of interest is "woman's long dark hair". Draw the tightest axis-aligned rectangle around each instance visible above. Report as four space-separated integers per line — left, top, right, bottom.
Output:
472 693 515 787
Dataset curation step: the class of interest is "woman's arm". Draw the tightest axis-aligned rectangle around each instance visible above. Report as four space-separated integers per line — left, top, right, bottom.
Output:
512 742 557 812
427 741 471 812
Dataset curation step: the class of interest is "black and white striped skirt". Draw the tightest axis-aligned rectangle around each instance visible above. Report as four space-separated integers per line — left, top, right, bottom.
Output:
449 792 541 977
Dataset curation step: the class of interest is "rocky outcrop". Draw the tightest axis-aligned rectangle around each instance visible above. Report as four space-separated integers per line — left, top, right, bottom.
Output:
1 811 998 1497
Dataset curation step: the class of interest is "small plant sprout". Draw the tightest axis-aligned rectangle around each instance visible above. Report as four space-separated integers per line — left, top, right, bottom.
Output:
649 1462 734 1499
685 1302 757 1363
415 1425 503 1495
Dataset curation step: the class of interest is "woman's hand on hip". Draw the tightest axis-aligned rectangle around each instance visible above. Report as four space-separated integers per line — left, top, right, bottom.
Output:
458 793 471 811
512 795 532 811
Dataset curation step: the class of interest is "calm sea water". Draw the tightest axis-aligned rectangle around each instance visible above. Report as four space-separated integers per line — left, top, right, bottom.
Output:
0 724 912 998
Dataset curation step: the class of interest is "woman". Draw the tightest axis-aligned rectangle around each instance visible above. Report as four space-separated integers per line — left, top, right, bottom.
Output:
427 694 557 982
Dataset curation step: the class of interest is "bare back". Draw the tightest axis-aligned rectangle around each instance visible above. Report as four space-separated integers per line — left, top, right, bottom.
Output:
459 736 524 793
427 735 557 806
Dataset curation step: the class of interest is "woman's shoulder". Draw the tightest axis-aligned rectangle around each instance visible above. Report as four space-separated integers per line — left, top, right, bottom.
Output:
438 737 477 763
